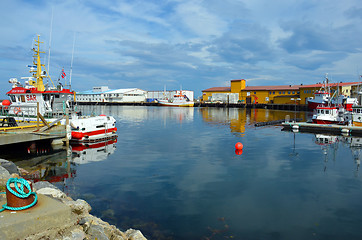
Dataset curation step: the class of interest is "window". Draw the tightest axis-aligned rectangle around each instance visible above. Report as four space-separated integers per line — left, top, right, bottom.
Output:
326 110 329 114
279 92 281 94
283 91 285 94
269 91 272 95
292 91 295 94
288 91 291 94
321 110 324 114
273 91 275 94
254 92 256 94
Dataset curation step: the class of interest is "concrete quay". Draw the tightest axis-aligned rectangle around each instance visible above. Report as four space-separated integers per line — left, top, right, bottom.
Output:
281 122 362 136
0 123 66 147
0 159 147 240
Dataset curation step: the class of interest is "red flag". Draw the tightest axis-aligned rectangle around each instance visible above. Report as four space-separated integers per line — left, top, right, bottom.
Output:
61 69 66 78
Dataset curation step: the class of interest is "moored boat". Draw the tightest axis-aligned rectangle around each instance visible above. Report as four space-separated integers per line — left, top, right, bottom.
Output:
312 105 352 125
352 105 362 127
158 91 194 107
70 114 117 142
1 35 118 142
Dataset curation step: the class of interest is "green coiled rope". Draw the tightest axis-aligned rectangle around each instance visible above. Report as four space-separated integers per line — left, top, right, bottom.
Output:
0 178 37 212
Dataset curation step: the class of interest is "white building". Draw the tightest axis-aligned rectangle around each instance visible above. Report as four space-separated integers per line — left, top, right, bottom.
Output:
76 87 147 103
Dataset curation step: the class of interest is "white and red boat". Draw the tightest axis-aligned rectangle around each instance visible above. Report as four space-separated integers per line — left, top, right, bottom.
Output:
307 75 358 111
158 91 194 107
1 35 118 142
312 105 352 125
70 114 117 142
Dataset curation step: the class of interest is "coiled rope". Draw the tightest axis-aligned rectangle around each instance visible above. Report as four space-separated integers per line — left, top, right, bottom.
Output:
0 178 37 212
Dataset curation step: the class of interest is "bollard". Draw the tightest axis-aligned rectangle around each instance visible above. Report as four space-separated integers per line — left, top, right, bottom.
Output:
5 179 36 210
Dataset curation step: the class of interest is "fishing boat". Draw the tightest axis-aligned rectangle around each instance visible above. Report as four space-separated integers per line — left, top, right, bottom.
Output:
307 75 358 111
1 35 118 141
2 35 74 122
70 114 117 142
158 91 194 107
352 105 362 127
312 105 352 125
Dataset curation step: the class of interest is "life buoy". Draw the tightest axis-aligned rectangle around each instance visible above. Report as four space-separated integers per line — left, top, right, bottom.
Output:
14 107 21 115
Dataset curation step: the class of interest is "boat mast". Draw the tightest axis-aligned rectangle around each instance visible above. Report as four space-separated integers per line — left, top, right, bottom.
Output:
47 8 53 81
69 32 76 89
30 35 46 91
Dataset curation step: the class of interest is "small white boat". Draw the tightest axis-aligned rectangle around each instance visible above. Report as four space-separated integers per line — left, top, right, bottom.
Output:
158 91 194 107
70 115 117 142
312 105 352 125
352 105 362 127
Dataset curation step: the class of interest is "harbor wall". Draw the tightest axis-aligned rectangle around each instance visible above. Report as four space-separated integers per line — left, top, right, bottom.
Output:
0 159 147 240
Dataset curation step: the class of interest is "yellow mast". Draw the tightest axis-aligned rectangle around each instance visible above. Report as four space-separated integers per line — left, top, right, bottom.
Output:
30 35 45 91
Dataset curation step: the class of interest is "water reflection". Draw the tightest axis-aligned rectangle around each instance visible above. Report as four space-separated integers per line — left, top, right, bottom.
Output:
7 139 117 184
71 138 117 165
312 134 361 172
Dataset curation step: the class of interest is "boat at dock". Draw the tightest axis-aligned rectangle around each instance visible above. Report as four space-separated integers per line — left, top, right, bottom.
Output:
70 115 117 142
312 105 352 125
307 75 358 111
0 35 117 142
158 91 194 107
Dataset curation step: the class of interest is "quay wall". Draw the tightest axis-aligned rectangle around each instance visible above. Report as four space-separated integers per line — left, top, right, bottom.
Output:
75 102 310 111
0 159 147 240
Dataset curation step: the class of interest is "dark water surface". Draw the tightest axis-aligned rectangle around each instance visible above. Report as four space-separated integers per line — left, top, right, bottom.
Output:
5 106 362 240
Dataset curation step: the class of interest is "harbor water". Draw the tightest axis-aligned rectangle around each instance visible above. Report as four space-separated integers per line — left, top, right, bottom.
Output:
3 106 362 240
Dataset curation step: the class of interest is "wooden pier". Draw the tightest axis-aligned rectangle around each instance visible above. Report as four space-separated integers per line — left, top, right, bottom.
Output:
281 122 362 136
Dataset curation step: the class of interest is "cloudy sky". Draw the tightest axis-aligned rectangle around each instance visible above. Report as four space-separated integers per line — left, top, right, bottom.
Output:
0 0 361 98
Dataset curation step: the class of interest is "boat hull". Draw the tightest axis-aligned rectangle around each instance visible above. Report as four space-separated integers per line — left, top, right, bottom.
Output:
159 102 194 107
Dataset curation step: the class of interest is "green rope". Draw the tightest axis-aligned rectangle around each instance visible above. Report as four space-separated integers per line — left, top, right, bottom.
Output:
0 178 37 212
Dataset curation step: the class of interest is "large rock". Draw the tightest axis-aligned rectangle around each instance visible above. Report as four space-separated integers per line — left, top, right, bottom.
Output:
36 187 67 199
64 199 92 216
0 159 19 175
125 229 147 240
0 166 10 187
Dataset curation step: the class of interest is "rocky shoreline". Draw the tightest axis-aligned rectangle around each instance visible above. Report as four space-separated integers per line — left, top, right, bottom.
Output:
0 159 147 240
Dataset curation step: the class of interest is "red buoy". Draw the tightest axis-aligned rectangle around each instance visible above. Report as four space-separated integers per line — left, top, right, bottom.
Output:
235 142 243 150
2 100 11 106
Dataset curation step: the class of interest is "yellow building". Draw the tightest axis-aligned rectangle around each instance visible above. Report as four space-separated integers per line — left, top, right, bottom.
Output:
202 79 362 105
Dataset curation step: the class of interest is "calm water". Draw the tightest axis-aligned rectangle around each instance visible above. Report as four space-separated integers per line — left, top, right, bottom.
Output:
5 106 362 240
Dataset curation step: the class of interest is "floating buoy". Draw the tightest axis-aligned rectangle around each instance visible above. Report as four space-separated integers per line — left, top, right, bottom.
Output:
235 149 243 155
235 142 243 150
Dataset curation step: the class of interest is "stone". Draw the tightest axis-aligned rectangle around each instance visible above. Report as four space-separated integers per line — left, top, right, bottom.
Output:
87 224 109 240
64 199 92 216
0 166 10 180
0 159 19 174
125 229 147 240
34 181 60 191
36 187 67 199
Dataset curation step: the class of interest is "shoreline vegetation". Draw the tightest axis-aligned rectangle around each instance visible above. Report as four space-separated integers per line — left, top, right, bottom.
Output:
0 159 147 240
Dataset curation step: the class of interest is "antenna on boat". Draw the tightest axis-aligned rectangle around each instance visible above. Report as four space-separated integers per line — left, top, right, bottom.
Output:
47 8 53 81
69 32 76 90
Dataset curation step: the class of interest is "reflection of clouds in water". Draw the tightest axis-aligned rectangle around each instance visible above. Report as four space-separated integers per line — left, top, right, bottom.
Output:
76 105 195 124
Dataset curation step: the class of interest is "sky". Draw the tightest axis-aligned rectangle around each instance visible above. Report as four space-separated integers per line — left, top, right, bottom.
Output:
0 0 362 99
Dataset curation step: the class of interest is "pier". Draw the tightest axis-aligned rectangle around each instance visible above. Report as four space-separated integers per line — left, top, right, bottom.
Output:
281 122 362 136
0 119 66 147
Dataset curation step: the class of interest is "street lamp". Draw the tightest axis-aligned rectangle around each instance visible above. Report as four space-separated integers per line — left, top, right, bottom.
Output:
291 98 301 122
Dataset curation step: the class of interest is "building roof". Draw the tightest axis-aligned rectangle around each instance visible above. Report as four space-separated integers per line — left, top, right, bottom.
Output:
243 85 301 91
202 87 231 92
300 81 362 88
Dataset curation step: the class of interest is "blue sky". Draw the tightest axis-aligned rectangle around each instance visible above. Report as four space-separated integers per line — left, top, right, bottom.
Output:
0 0 361 98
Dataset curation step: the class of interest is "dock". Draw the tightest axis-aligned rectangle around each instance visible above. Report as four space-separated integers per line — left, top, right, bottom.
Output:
0 121 66 147
281 122 362 136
